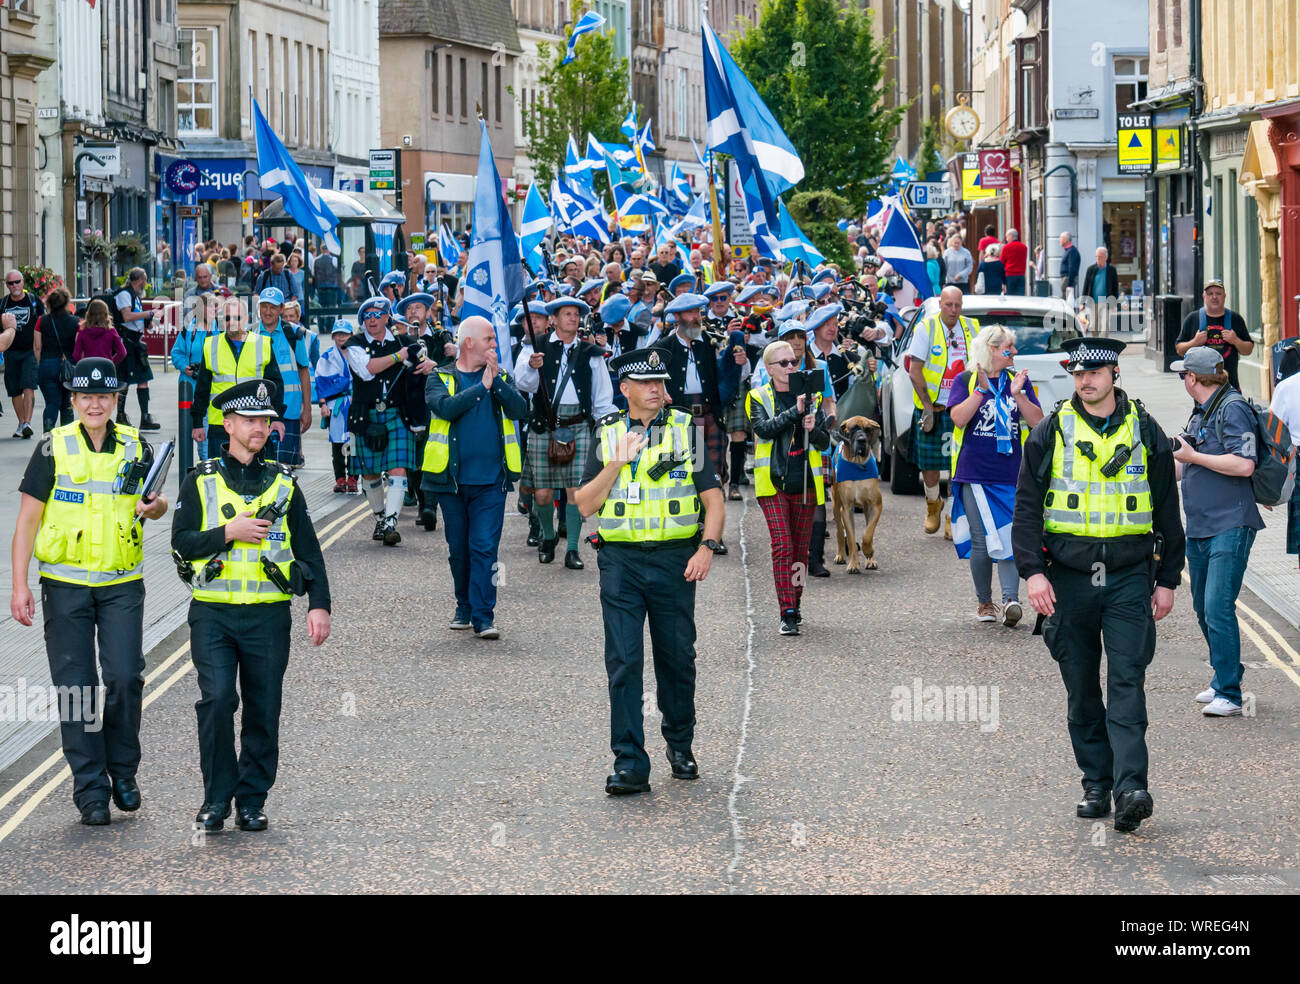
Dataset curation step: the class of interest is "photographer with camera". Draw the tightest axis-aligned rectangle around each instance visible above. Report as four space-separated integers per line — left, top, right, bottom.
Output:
747 339 832 635
172 377 331 833
113 267 160 430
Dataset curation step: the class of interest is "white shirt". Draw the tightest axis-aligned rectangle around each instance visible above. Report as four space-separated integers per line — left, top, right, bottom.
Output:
345 328 397 381
906 316 970 403
512 332 616 417
1270 373 1300 450
677 333 703 395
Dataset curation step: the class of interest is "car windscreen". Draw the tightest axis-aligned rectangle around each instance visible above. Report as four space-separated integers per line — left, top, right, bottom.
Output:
904 310 1082 357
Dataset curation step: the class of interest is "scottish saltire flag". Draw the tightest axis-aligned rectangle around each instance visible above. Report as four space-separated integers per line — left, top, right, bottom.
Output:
950 483 1016 561
702 16 803 239
438 223 461 265
562 10 606 66
520 183 551 274
253 100 340 253
890 157 917 189
636 119 656 155
555 177 610 243
601 142 640 169
564 134 584 180
461 121 525 360
671 192 711 233
548 179 571 233
620 106 638 141
837 218 850 231
666 162 692 207
878 195 932 299
614 183 669 220
740 169 784 260
777 200 825 267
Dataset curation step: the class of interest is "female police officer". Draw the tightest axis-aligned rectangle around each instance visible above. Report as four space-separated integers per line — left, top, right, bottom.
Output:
9 356 169 825
575 348 725 796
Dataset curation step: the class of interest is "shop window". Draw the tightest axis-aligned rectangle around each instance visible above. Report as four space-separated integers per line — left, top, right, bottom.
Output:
1015 34 1047 131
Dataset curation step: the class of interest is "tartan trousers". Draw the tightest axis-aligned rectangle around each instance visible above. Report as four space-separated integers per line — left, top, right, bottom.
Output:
757 491 816 614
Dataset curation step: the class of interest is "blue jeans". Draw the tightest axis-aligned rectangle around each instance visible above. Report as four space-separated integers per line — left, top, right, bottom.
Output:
1186 526 1256 703
38 358 73 431
1005 274 1026 296
440 483 507 630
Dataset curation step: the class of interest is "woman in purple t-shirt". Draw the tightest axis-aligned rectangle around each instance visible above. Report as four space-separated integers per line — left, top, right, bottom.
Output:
947 325 1044 626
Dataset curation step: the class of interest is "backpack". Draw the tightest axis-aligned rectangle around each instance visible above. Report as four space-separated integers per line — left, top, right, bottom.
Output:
1206 387 1296 507
93 290 128 332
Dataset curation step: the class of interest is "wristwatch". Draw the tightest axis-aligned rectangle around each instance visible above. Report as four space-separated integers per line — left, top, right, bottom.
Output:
701 539 720 552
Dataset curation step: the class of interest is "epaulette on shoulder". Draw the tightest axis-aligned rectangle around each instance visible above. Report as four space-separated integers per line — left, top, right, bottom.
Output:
199 458 219 475
597 410 624 428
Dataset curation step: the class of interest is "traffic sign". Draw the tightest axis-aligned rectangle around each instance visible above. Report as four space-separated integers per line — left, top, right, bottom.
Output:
369 148 397 191
904 181 953 211
1117 115 1154 174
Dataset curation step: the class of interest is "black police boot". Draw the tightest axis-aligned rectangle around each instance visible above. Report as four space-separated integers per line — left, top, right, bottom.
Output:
235 805 269 832
604 770 651 796
138 413 161 431
564 548 584 570
526 513 541 547
808 520 830 577
1113 789 1154 833
419 508 437 531
538 538 558 564
110 777 141 812
79 802 111 826
1076 785 1111 819
195 803 231 832
666 748 699 780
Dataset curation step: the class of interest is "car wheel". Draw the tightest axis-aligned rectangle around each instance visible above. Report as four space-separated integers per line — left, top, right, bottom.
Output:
879 448 892 482
889 445 922 495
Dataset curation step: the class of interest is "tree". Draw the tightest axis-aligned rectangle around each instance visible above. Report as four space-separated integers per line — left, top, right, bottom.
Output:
516 1 631 190
730 0 909 214
913 118 943 179
786 190 854 271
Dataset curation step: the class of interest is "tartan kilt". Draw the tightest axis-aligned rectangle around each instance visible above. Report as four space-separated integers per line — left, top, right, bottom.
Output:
724 389 751 433
353 406 417 475
527 403 592 490
911 406 953 472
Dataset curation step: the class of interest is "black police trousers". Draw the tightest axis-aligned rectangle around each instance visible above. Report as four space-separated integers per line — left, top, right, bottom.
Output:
188 600 291 810
597 541 698 776
42 579 145 811
1042 562 1157 796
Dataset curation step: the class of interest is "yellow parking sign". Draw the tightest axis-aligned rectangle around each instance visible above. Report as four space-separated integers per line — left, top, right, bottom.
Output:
1117 115 1154 174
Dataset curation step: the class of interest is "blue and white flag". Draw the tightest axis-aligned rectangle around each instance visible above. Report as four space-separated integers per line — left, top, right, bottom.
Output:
614 183 669 220
877 195 932 300
950 483 1016 561
740 169 784 260
564 133 584 179
890 157 917 189
562 10 606 66
620 106 639 141
554 177 610 243
601 142 640 169
636 119 656 155
461 120 525 360
667 162 692 206
777 200 825 268
520 183 551 274
438 223 461 265
253 100 340 253
670 192 711 234
702 16 803 238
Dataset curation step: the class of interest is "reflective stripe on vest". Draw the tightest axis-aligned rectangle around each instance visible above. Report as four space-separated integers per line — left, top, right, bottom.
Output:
1042 403 1153 537
912 315 979 409
421 371 522 480
596 411 701 541
191 470 295 603
745 383 825 505
33 423 145 586
205 333 270 424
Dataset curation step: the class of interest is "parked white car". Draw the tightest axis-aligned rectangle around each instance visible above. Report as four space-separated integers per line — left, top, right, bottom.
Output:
878 295 1084 494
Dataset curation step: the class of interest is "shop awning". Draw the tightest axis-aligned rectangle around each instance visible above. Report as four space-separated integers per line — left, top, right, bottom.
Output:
1240 120 1280 191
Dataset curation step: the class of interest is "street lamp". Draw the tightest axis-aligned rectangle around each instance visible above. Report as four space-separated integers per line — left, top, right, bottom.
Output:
240 167 259 243
73 150 107 296
425 176 445 237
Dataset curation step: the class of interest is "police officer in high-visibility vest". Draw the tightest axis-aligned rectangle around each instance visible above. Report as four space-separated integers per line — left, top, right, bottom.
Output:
253 286 313 468
421 315 529 639
906 285 979 537
190 295 288 458
10 357 169 825
1012 337 1185 834
575 348 725 796
171 378 332 833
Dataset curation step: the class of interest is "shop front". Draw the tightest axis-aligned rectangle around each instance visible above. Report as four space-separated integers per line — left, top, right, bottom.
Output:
185 155 334 248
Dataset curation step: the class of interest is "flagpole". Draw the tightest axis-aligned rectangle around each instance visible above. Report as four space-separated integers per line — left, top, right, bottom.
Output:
708 156 726 278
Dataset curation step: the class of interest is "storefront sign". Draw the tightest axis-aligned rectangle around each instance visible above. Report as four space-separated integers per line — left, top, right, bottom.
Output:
1053 108 1099 120
193 158 332 200
1117 115 1154 174
164 159 202 195
978 149 1012 190
1155 127 1182 172
960 152 996 202
80 144 121 178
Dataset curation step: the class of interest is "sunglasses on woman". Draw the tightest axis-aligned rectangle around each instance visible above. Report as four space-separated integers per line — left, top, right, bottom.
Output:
771 358 800 369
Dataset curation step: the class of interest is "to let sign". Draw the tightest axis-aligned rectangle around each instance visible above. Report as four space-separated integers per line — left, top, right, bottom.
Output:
978 149 1011 189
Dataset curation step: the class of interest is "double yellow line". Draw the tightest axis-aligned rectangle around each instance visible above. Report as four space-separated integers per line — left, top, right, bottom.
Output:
0 500 371 846
1179 571 1300 691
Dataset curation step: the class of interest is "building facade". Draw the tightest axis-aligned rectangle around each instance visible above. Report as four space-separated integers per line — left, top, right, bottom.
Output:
379 0 521 238
0 0 56 273
330 0 383 194
512 0 565 193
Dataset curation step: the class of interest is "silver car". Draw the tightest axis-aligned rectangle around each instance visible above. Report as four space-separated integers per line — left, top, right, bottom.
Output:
878 294 1083 494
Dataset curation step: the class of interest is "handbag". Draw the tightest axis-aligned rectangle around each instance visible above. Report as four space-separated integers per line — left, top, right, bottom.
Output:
545 348 581 466
45 316 75 383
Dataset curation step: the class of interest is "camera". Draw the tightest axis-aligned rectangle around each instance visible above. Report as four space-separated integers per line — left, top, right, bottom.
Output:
788 367 825 397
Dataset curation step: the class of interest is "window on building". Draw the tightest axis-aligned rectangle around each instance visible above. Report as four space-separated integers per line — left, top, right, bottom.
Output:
460 58 468 120
678 66 687 138
432 51 439 115
495 64 502 124
1156 0 1166 51
482 62 489 120
446 54 454 117
1113 56 1148 121
1173 1 1182 47
1014 34 1046 131
178 27 219 135
159 79 176 137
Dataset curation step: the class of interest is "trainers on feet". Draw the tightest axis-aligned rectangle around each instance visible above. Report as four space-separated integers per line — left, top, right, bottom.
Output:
976 602 998 622
1203 697 1243 717
449 609 472 630
1001 600 1023 628
1195 687 1215 703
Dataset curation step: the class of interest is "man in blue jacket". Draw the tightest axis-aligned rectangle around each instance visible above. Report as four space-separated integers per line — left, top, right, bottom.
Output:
422 316 530 639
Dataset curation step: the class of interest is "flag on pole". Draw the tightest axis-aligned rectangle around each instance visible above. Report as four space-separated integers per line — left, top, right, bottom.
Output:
740 169 784 260
554 178 610 243
253 99 340 253
520 183 551 274
600 142 640 169
438 223 461 265
460 120 525 360
702 15 804 227
620 106 639 141
666 162 692 207
877 195 932 300
636 119 656 155
562 10 606 66
671 192 711 234
776 200 825 268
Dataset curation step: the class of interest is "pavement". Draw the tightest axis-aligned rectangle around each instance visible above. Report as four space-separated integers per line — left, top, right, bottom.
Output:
0 353 1297 893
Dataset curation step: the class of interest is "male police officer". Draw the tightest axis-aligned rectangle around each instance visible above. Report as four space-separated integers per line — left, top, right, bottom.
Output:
575 349 725 796
1012 337 1185 833
171 378 331 832
191 296 288 456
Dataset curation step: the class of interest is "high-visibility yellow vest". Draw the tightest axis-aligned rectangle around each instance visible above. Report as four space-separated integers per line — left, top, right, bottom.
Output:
192 467 295 604
950 370 1029 474
911 314 980 409
33 423 146 586
422 370 522 480
203 332 272 425
596 409 701 542
745 382 825 505
1043 402 1153 538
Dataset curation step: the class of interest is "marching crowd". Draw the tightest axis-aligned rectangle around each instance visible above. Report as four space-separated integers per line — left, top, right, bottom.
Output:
5 200 1300 818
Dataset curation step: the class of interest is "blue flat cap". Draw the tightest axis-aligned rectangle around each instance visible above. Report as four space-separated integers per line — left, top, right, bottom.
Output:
810 283 832 302
546 296 589 316
600 295 631 325
668 272 696 292
379 270 406 290
772 299 810 322
704 281 735 299
394 293 434 316
812 268 837 284
664 292 707 314
357 296 391 320
804 303 842 334
330 318 355 336
579 278 606 297
257 287 285 306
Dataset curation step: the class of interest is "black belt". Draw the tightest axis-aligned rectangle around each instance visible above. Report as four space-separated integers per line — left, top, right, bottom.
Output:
604 538 699 552
687 401 713 417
